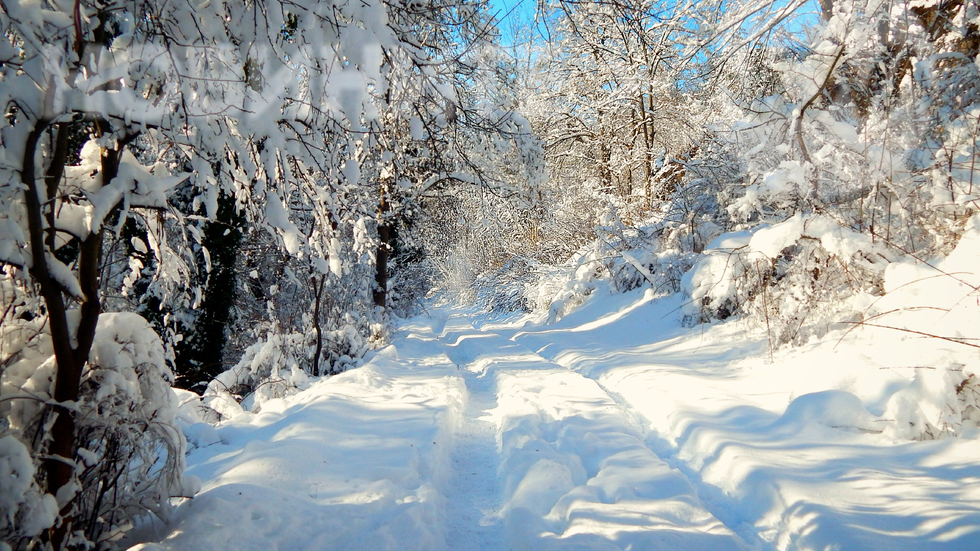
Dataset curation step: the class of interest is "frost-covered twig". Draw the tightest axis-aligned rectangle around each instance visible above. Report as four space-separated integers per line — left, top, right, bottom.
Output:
840 321 980 349
794 42 846 168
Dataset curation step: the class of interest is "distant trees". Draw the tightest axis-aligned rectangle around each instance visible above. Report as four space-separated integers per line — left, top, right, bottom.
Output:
529 0 709 209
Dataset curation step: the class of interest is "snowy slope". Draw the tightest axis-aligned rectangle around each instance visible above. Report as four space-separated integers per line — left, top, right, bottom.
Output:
500 289 980 549
129 287 980 550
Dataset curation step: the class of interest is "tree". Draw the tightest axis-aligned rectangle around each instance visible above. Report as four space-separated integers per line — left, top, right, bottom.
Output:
1 1 202 545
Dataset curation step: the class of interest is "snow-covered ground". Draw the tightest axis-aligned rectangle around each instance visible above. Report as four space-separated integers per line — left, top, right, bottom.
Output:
129 286 980 550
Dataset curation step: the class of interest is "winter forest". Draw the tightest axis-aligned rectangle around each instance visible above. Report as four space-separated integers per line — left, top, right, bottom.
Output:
2 0 980 548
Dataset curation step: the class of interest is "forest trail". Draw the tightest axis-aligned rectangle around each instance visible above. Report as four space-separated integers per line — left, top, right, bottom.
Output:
130 293 980 551
438 317 506 551
432 311 747 550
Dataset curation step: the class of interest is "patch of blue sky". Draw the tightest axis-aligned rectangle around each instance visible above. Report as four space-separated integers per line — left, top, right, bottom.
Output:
487 0 822 49
487 0 538 46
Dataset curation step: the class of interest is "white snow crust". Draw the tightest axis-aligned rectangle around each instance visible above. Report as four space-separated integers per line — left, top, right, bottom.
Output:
128 278 980 550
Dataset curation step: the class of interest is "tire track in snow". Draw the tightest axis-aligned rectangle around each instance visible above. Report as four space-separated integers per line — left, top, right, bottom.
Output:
517 336 772 551
437 317 507 551
438 314 748 550
585 376 772 551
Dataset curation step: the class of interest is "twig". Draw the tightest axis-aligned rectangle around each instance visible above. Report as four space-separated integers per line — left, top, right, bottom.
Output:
840 321 980 348
794 42 847 167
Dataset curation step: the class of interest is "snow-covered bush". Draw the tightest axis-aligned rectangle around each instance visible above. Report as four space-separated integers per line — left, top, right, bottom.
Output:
530 187 621 266
473 257 536 313
388 254 435 318
882 366 980 441
683 214 893 344
0 434 57 544
431 241 482 305
525 200 707 322
203 333 312 419
530 247 606 323
1 312 190 548
203 313 382 417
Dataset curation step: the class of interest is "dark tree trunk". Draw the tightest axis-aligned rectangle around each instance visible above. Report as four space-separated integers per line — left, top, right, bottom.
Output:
22 119 119 550
374 186 391 309
638 93 654 206
374 223 392 308
819 0 834 20
311 275 326 373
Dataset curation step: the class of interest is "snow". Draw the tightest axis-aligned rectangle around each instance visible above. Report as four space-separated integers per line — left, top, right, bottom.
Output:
127 284 980 550
506 289 980 549
410 116 425 140
0 218 26 266
263 194 304 255
44 253 83 299
0 431 57 539
0 435 36 524
749 213 804 259
128 331 465 551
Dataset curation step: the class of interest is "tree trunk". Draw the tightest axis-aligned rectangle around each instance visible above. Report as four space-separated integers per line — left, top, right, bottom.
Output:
374 186 391 309
639 93 654 207
311 275 326 373
596 110 613 194
819 0 834 21
22 119 115 550
23 123 76 551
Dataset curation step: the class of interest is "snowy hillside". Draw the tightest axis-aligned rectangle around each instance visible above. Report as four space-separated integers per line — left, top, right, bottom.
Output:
127 274 980 550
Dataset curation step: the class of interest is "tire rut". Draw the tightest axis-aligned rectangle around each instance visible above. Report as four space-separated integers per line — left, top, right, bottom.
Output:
505 333 765 551
437 313 750 550
436 317 507 551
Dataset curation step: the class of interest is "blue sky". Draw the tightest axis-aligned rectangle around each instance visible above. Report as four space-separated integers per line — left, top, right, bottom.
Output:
485 0 822 49
487 0 537 43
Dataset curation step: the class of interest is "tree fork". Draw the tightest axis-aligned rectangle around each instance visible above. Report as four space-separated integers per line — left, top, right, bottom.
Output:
21 116 123 549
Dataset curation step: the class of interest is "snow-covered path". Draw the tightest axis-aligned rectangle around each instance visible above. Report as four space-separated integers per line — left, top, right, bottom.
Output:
131 291 980 551
439 318 506 550
437 315 746 550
